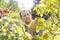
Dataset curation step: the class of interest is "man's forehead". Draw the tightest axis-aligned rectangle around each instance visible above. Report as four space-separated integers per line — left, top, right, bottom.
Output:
21 10 30 15
21 10 30 13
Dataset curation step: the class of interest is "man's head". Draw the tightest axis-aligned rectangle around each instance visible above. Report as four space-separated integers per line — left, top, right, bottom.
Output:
20 10 32 24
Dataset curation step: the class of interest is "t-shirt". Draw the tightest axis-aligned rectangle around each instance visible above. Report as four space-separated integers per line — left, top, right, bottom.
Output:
24 20 38 36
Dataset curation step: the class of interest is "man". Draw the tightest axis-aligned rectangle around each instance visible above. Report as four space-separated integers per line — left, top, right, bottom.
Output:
20 9 43 36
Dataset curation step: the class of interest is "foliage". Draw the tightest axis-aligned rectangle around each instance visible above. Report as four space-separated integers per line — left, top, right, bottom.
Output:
6 12 20 20
0 0 60 40
7 0 20 12
0 17 33 40
0 0 20 12
0 0 7 9
32 0 60 40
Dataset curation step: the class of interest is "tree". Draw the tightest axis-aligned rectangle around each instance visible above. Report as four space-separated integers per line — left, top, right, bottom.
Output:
7 0 20 12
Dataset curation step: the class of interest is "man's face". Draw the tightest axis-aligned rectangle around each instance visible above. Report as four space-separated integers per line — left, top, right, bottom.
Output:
21 11 32 24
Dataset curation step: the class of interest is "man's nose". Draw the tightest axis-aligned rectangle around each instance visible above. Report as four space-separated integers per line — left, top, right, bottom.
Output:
26 14 29 17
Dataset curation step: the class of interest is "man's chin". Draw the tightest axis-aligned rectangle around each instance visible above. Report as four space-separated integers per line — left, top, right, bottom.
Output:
26 21 31 24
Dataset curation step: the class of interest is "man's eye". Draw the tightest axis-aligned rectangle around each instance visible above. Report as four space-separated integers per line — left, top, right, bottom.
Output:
23 15 26 17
